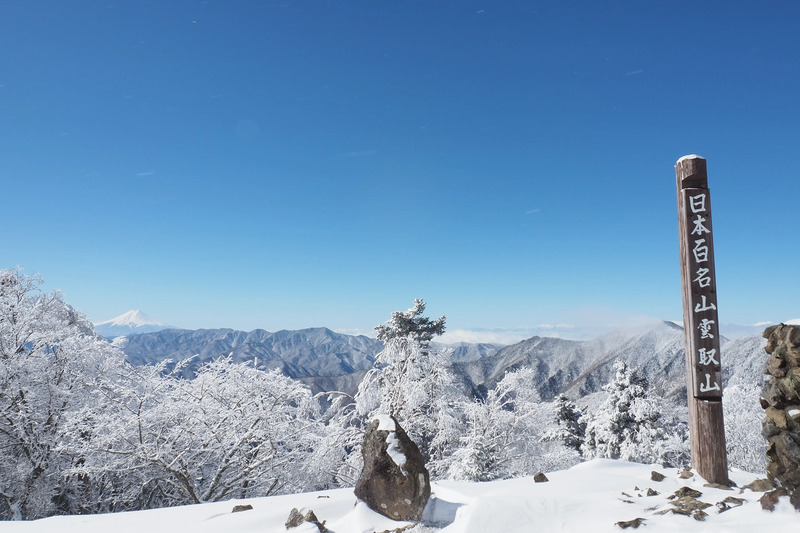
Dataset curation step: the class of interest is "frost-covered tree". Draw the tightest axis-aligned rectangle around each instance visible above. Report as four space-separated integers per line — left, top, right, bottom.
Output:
68 357 331 510
353 299 459 476
1 268 337 519
542 394 585 452
0 268 130 519
373 299 446 348
581 360 688 466
447 368 555 481
723 383 766 472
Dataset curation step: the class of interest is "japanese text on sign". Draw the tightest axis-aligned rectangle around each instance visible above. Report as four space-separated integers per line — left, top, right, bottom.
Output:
686 191 721 396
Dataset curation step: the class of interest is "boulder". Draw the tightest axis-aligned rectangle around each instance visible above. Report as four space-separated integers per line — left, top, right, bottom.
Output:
354 416 431 521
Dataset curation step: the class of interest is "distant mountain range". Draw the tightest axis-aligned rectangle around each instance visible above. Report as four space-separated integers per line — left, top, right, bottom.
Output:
104 316 772 404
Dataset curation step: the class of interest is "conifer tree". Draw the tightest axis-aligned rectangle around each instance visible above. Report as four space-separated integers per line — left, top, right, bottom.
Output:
354 299 458 475
581 360 672 464
543 394 585 452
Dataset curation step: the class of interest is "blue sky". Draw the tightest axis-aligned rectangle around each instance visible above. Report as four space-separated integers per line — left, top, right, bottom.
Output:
3 1 799 342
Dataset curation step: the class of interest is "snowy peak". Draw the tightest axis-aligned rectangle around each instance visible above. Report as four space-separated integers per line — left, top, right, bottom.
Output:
94 310 171 339
95 309 166 328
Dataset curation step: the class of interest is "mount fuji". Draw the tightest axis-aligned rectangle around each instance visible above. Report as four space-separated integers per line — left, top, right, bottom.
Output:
93 310 172 339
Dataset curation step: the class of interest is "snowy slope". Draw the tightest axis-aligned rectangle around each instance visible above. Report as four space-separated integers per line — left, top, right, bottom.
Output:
93 310 171 338
2 459 796 533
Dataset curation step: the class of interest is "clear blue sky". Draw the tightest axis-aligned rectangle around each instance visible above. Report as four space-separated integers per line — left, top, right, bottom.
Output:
3 1 799 341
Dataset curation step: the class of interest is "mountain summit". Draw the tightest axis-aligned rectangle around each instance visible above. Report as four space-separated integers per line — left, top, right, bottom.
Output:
94 310 171 338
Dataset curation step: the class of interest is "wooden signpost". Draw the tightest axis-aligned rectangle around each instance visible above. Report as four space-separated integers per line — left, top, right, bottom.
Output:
675 155 728 484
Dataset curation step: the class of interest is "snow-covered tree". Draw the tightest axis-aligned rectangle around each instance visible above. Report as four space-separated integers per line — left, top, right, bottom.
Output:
0 268 130 519
373 299 446 348
353 299 460 476
1 268 340 518
542 394 585 452
723 383 766 472
447 368 554 481
581 360 688 466
68 357 331 510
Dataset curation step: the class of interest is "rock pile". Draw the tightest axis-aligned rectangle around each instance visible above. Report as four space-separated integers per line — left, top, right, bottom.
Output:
760 323 800 509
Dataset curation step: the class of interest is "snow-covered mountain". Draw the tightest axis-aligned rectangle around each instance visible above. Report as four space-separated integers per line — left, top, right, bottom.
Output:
452 320 689 401
116 327 385 390
93 310 171 339
452 320 771 403
112 320 769 401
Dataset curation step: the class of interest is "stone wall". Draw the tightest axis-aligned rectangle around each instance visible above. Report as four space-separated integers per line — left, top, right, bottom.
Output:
761 323 800 508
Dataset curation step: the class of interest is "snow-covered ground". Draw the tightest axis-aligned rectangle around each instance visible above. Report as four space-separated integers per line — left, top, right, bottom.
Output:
2 459 797 532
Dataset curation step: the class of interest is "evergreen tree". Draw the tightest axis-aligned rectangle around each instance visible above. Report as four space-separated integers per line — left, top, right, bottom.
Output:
542 394 585 452
354 299 458 476
581 360 687 465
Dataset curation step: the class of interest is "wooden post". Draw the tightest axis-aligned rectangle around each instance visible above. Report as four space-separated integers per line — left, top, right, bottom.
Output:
675 155 728 484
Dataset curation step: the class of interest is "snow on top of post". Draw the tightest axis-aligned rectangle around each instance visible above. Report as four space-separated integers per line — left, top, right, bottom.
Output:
676 154 704 164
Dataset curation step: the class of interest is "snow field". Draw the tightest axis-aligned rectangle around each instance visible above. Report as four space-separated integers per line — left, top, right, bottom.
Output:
3 459 797 533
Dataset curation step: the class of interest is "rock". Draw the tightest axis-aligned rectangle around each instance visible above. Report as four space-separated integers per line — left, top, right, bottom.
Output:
791 488 800 510
669 487 703 500
375 527 415 533
615 517 646 529
650 471 665 482
534 472 549 483
760 489 788 511
742 478 773 492
646 488 659 497
767 355 787 378
286 508 305 528
232 504 253 513
678 467 694 479
284 508 328 532
703 482 733 491
716 496 745 512
354 416 431 522
671 497 711 511
763 323 800 510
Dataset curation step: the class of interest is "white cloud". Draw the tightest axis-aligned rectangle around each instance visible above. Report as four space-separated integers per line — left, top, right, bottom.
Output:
439 324 590 345
438 329 530 345
333 327 375 338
